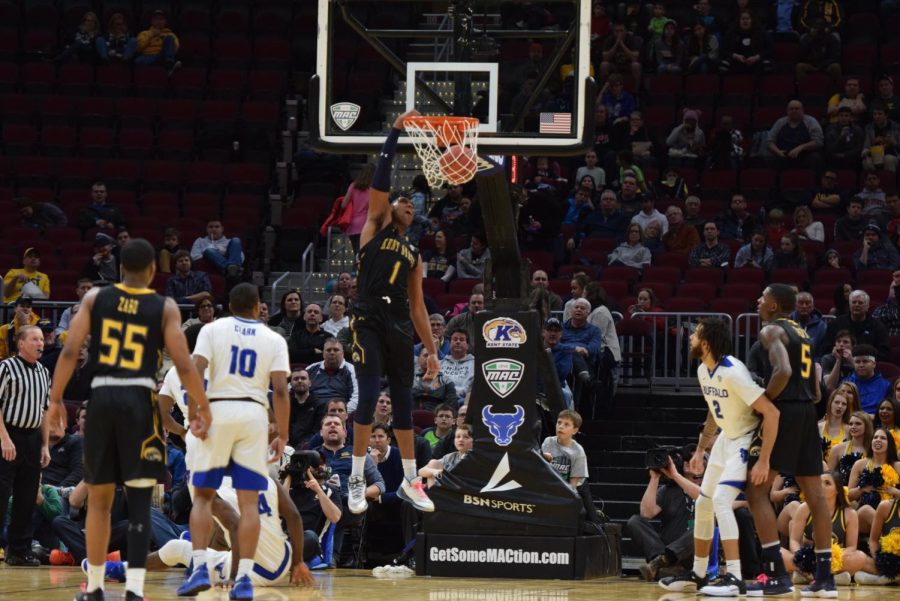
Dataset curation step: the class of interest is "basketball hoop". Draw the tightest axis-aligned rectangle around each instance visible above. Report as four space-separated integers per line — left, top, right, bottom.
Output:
403 115 486 187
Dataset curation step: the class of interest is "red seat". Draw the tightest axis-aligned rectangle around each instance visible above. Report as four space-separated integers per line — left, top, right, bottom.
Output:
158 99 199 129
665 296 706 312
118 97 158 128
3 124 38 154
253 37 291 69
642 266 682 286
770 268 809 287
247 70 287 100
58 63 93 96
96 65 132 96
676 282 717 299
447 279 478 295
857 270 894 288
170 67 207 98
720 74 756 104
813 268 852 287
79 97 117 127
133 66 169 98
144 161 184 192
179 6 210 33
40 96 77 126
118 127 155 159
720 282 760 300
421 279 445 299
523 250 554 274
227 163 269 193
182 193 220 220
99 159 143 190
597 280 628 303
709 297 751 319
644 74 682 105
600 265 640 285
208 66 247 98
684 267 724 287
724 267 765 287
185 162 226 194
40 125 76 156
581 238 616 253
654 252 688 270
157 130 194 160
639 281 674 302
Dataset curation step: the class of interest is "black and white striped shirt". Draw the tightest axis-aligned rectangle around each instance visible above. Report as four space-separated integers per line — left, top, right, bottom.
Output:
0 355 50 429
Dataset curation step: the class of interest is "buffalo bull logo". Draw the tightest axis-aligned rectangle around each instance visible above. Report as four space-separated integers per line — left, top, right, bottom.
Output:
482 405 525 446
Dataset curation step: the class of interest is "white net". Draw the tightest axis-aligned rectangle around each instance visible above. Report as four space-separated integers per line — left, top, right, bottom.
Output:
404 116 483 187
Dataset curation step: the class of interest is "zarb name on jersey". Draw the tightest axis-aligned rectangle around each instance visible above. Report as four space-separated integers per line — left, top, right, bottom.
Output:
702 385 729 398
117 297 139 315
379 237 416 266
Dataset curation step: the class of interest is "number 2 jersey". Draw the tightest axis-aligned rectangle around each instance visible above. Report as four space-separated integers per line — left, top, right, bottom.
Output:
89 284 165 381
193 316 290 405
697 355 765 438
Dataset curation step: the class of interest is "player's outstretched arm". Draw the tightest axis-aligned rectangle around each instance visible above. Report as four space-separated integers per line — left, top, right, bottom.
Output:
164 298 211 439
274 479 314 585
407 258 439 380
158 392 187 439
759 324 792 401
749 394 779 486
48 288 99 425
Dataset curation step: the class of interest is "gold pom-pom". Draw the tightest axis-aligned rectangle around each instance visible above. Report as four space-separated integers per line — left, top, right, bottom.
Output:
880 531 900 556
831 541 843 574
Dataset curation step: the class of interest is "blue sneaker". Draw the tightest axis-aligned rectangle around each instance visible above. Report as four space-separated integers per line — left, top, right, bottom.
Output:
229 574 253 600
747 573 794 597
177 563 211 597
800 578 837 598
307 555 329 570
179 530 191 542
105 560 126 583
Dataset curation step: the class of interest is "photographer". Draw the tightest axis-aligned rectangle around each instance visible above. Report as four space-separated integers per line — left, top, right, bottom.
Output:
626 445 705 582
283 450 342 569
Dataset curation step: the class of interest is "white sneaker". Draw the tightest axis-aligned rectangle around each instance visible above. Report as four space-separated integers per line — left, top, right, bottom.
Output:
833 572 851 586
348 475 368 514
854 571 893 585
792 571 812 585
398 477 435 512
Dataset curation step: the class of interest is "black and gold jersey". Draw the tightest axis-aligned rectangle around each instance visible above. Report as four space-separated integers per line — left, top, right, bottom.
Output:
356 225 419 308
89 284 165 381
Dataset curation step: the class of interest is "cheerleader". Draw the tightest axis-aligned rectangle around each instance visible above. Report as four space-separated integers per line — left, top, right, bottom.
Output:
848 428 900 535
818 389 851 461
772 473 803 539
827 411 873 485
855 488 900 584
781 471 868 585
874 398 900 450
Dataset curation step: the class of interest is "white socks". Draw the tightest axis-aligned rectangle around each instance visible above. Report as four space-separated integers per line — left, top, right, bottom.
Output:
86 563 105 593
351 455 366 478
191 549 207 572
726 559 742 580
236 558 254 580
402 458 417 481
126 568 146 597
693 555 709 578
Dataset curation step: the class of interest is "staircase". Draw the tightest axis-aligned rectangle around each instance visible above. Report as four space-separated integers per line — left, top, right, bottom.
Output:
583 390 705 571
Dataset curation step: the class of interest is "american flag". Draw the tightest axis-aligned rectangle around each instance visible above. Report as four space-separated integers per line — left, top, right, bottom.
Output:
539 112 572 134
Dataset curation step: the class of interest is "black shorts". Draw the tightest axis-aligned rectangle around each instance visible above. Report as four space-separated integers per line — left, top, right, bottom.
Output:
349 303 413 387
83 386 167 485
769 402 823 478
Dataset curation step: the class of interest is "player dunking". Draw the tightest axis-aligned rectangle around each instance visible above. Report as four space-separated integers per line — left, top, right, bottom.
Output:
347 109 440 514
660 318 780 597
178 283 303 599
746 284 834 597
47 239 211 601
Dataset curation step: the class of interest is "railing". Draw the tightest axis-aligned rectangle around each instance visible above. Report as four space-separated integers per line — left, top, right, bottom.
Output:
733 312 835 365
269 271 291 309
301 242 316 288
0 299 220 327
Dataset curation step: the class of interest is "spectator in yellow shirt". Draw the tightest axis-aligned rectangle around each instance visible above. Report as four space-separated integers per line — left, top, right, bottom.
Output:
3 247 50 303
0 297 40 360
135 10 180 76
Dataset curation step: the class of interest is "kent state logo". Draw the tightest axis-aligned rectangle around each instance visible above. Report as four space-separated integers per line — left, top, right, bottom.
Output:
482 317 527 348
482 405 525 446
482 359 524 398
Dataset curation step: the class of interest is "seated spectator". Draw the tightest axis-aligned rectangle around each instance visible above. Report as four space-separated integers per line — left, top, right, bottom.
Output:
853 223 900 271
706 114 745 170
632 196 668 236
795 18 841 80
181 297 216 330
662 205 700 252
765 208 790 248
827 77 867 124
530 270 563 311
834 197 868 241
518 188 562 252
688 221 731 268
322 295 349 337
766 100 824 172
666 110 706 167
135 10 181 75
823 248 843 270
823 290 891 360
839 345 891 414
76 182 125 233
157 227 181 274
17 197 67 232
653 20 684 74
863 103 900 173
771 233 808 269
683 195 705 234
797 0 842 35
80 233 119 285
510 70 552 126
540 317 575 408
424 230 457 283
617 171 646 215
613 112 654 166
445 291 484 345
575 150 606 190
820 330 856 390
627 445 705 581
306 338 358 412
456 233 491 279
643 222 664 255
55 279 92 336
825 106 865 169
96 12 136 64
413 314 450 360
792 291 828 356
875 74 900 123
164 250 212 305
719 10 772 74
562 298 602 379
887 193 900 246
189 218 244 278
3 247 50 302
43 419 83 491
412 348 457 411
626 288 667 334
440 330 475 403
562 186 594 227
718 192 757 242
541 409 588 491
287 369 324 449
647 3 669 39
857 172 887 217
791 206 825 243
608 223 652 269
734 229 775 271
421 404 456 448
269 289 304 339
686 20 719 74
290 303 328 365
654 169 689 203
599 74 637 127
872 270 900 335
571 188 629 248
38 318 61 374
599 22 642 83
0 297 39 359
419 424 473 487
52 11 100 64
428 185 465 232
808 170 845 214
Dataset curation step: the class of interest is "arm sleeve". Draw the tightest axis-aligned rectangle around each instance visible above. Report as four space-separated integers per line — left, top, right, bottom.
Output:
347 363 358 413
725 361 767 407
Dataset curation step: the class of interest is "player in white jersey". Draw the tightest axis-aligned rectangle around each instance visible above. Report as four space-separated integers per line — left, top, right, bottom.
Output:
661 318 780 597
179 284 294 599
158 323 207 472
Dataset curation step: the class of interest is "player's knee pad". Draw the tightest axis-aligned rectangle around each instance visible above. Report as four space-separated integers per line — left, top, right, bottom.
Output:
712 484 742 541
353 374 381 426
694 492 715 540
158 539 192 567
389 383 412 430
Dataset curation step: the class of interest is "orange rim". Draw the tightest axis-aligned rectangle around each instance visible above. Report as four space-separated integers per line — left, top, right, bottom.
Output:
403 115 479 148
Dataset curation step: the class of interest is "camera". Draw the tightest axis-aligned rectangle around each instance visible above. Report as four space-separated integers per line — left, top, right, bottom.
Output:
282 449 325 481
645 446 682 471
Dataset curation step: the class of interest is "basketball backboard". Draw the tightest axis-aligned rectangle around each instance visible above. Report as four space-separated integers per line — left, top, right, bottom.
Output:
310 0 595 156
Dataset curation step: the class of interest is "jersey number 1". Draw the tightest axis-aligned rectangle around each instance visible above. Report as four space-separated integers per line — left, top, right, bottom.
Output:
388 260 402 285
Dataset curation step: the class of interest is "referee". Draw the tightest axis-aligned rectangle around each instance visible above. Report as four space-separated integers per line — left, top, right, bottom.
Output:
0 324 51 566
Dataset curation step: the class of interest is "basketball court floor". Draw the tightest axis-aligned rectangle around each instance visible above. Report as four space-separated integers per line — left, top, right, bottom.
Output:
0 567 890 601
